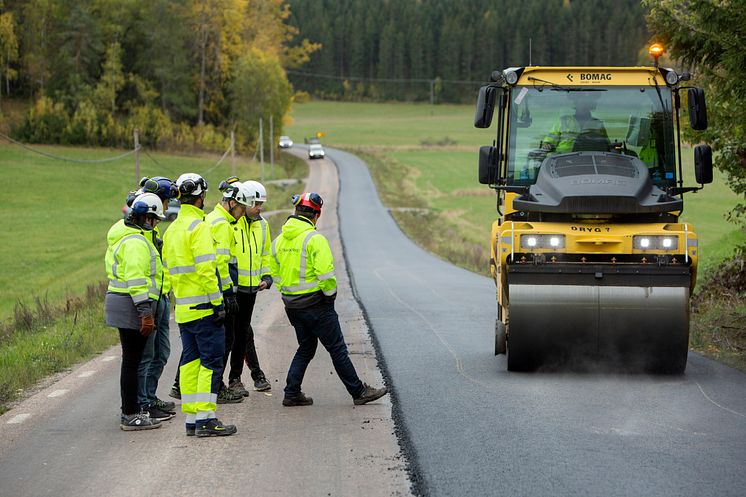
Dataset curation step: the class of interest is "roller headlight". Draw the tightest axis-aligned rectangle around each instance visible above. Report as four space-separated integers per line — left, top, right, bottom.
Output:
520 234 565 249
504 70 519 85
665 70 679 85
633 235 678 250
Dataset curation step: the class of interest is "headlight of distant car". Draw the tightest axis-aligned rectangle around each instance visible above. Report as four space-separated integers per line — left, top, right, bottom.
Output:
520 234 565 249
633 235 678 250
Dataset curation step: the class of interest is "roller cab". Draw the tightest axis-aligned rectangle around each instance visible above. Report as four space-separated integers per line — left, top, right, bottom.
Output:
475 57 713 373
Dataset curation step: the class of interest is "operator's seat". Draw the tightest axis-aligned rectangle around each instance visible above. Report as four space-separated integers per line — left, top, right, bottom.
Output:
572 131 611 152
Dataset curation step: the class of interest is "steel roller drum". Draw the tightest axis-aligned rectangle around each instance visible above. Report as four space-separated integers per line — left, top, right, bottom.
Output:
507 284 690 373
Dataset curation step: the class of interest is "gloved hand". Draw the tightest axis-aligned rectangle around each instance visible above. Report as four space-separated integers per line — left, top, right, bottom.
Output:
139 314 155 336
212 304 226 326
223 292 239 314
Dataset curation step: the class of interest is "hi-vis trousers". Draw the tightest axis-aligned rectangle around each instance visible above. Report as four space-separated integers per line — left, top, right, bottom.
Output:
178 315 225 425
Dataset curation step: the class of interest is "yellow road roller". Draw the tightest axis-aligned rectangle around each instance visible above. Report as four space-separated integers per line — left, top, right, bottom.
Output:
474 46 713 373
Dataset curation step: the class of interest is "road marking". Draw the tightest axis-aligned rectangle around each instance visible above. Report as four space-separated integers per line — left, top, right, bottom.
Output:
102 356 116 362
78 371 96 378
48 389 68 398
6 413 31 424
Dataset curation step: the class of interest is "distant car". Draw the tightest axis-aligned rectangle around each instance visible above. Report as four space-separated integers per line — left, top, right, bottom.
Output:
278 135 293 148
308 143 325 160
123 198 180 221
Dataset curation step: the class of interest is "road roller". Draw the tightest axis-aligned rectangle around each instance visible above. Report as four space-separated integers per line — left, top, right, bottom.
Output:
474 46 713 373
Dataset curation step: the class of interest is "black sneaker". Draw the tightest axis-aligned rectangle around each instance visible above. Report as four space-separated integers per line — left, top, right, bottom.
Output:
217 387 244 404
195 418 237 437
120 412 161 431
169 385 181 400
253 377 271 392
282 392 313 406
154 397 176 414
228 378 250 397
147 405 175 421
353 383 388 405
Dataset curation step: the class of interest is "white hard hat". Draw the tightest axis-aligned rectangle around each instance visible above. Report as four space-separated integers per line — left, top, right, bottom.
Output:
222 181 253 207
242 180 267 203
176 173 208 197
131 192 166 220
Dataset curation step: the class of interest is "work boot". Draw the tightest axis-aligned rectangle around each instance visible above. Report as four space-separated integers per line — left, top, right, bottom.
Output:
353 383 388 405
186 424 196 437
195 418 237 437
120 411 161 431
229 378 250 397
282 392 313 406
169 384 181 400
154 397 176 414
217 386 244 404
253 376 271 392
147 405 175 422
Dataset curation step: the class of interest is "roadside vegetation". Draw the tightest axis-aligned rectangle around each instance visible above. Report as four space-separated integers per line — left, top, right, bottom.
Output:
0 143 306 412
287 100 745 371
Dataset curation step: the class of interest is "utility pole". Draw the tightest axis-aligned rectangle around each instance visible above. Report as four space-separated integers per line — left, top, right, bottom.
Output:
231 130 236 177
134 128 140 184
259 117 264 182
430 80 434 105
269 115 274 179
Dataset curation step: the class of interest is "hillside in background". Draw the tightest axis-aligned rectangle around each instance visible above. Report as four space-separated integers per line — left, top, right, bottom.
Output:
287 0 649 102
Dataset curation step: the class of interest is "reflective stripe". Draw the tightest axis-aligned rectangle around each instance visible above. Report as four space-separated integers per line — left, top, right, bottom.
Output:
108 278 148 288
299 232 317 282
174 295 210 305
259 218 267 256
169 265 196 275
195 411 215 421
259 266 269 275
238 268 265 277
131 293 150 304
216 248 231 256
207 291 222 301
322 288 337 296
182 393 217 404
185 413 196 424
187 219 201 232
281 281 319 293
271 238 280 267
229 256 237 264
194 253 216 264
317 271 335 281
211 217 228 225
220 276 232 287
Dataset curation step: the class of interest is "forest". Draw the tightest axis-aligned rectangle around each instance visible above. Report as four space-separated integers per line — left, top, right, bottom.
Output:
286 0 650 102
0 0 651 151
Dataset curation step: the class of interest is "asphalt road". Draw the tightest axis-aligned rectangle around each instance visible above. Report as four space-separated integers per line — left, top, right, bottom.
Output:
328 147 746 497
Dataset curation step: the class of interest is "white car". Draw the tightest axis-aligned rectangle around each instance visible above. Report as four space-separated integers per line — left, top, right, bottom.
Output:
308 143 325 160
278 135 293 148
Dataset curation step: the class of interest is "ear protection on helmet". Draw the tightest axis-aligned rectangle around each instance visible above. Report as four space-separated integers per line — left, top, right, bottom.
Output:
291 192 324 212
132 201 150 215
218 176 241 192
178 179 198 196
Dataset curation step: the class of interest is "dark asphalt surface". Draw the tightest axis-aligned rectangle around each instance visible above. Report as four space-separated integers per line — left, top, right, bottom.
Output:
330 147 746 497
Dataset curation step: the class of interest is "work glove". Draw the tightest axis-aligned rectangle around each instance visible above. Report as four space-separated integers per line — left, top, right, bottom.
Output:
135 301 156 336
322 293 337 306
260 275 273 291
139 314 156 336
212 304 226 326
223 292 239 314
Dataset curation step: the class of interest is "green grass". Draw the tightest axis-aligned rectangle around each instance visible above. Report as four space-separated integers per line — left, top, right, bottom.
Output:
0 144 306 321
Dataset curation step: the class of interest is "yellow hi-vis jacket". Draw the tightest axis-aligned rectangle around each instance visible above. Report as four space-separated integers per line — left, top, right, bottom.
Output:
163 203 223 324
205 203 238 293
270 216 336 299
105 220 164 304
234 215 271 292
543 114 609 153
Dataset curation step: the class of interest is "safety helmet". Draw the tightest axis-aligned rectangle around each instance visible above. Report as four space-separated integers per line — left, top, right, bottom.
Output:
291 192 323 213
221 181 254 207
243 180 267 204
176 173 208 197
139 176 177 201
131 192 166 220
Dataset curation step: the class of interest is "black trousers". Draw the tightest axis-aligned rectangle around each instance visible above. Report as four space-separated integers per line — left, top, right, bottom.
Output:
119 328 148 415
229 292 264 381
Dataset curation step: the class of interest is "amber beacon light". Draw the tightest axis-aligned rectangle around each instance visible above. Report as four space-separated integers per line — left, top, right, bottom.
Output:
649 43 665 66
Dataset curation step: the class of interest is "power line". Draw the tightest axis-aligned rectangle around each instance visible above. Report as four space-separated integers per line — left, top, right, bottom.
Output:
0 131 139 163
286 69 484 86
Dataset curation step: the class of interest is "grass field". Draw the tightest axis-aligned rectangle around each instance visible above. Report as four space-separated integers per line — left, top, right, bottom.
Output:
0 143 306 321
